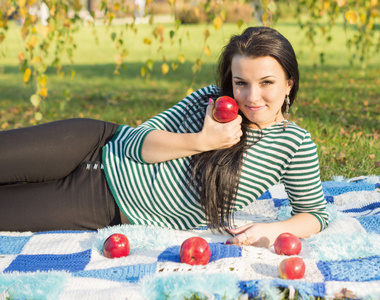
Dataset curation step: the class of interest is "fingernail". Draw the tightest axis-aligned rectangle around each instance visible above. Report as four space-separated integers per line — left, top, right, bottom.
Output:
225 240 230 245
208 98 214 105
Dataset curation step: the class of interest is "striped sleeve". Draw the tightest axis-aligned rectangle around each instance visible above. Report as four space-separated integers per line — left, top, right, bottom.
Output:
282 132 329 230
119 85 220 163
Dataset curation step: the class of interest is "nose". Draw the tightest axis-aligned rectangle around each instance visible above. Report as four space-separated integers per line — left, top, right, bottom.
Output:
247 84 261 102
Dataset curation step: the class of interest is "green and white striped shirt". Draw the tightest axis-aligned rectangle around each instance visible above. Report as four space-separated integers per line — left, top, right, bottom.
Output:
102 85 328 231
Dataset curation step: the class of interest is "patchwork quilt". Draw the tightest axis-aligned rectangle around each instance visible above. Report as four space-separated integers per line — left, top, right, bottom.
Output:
1 175 380 300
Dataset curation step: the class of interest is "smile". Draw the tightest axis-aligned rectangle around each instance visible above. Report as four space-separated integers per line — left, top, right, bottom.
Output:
246 105 265 112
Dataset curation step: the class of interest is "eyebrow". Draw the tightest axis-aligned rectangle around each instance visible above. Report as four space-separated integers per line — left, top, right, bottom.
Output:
233 75 276 80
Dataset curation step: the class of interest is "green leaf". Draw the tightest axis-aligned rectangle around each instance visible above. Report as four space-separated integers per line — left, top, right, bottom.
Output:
30 94 41 108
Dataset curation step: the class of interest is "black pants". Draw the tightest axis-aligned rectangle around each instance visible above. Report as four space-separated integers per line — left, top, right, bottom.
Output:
0 118 121 232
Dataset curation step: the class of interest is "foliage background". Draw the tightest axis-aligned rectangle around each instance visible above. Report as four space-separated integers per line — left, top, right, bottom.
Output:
0 0 379 180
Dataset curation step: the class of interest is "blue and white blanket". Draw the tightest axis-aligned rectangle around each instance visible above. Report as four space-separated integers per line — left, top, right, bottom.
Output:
1 176 380 300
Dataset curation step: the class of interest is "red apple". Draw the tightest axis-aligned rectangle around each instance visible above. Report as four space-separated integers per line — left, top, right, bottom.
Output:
103 233 130 258
278 257 306 280
179 237 211 265
274 232 302 256
212 96 239 123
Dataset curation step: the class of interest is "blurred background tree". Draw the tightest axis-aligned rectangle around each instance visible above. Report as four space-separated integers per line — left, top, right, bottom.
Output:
0 0 379 119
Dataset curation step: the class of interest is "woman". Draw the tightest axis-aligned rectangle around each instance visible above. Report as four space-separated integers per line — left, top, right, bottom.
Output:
0 27 328 247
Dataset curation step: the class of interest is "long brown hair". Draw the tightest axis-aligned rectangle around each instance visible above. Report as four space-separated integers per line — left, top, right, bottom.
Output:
189 27 300 233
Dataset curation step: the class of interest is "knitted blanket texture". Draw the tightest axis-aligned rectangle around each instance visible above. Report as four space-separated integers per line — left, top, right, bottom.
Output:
0 175 379 300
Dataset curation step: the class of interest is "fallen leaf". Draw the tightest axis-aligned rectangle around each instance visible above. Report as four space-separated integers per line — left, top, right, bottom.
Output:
369 154 375 159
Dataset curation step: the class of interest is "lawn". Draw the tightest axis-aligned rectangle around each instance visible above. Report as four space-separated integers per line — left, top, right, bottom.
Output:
0 19 379 181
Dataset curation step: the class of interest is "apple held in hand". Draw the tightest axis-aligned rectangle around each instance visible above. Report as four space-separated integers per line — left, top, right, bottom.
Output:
278 257 306 280
212 96 239 123
103 233 130 259
274 232 302 256
179 237 211 265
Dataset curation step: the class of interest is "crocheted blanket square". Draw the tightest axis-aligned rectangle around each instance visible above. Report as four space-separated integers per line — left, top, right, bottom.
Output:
0 175 379 300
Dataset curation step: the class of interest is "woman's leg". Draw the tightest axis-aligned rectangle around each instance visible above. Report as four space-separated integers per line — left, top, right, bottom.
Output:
0 118 118 183
0 163 121 231
0 118 121 231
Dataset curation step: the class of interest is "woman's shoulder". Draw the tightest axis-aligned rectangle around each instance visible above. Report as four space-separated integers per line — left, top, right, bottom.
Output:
259 121 310 138
253 122 313 148
187 85 221 101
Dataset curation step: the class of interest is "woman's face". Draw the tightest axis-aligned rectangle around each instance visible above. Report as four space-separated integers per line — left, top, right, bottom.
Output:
231 55 293 128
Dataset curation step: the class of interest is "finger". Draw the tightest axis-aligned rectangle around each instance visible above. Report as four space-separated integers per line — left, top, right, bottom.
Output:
229 223 254 234
229 114 242 125
226 231 250 246
205 98 214 116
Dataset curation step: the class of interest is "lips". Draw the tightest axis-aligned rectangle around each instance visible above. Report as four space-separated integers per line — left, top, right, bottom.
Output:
246 105 265 112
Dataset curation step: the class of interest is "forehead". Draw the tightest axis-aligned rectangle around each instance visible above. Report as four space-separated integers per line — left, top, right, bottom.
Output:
231 55 286 78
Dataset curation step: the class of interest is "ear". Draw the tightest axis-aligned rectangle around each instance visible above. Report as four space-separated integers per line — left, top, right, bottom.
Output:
286 78 294 94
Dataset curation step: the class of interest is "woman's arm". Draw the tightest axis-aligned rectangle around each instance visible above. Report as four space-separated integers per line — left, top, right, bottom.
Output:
226 212 321 248
226 130 328 248
141 103 242 163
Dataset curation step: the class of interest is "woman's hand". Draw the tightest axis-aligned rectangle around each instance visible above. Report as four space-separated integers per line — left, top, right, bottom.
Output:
196 99 243 152
226 223 279 248
225 213 322 248
141 99 242 164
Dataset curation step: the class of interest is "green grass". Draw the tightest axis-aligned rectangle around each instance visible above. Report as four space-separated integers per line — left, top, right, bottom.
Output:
0 20 379 181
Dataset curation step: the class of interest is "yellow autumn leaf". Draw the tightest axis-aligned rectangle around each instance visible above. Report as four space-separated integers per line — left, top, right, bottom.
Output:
144 38 151 45
236 20 244 28
186 88 194 96
154 25 165 38
73 0 82 10
71 70 76 80
27 36 38 49
114 53 122 65
196 59 202 68
178 54 185 64
141 66 147 77
39 87 48 98
203 29 210 41
32 56 42 64
18 51 26 63
171 62 178 71
167 0 175 7
146 59 154 70
220 11 226 21
0 33 5 43
192 64 198 74
30 94 41 107
24 68 32 83
30 14 37 23
213 17 223 30
336 0 346 7
161 63 169 75
345 10 359 25
204 45 210 57
38 75 47 87
114 2 120 11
